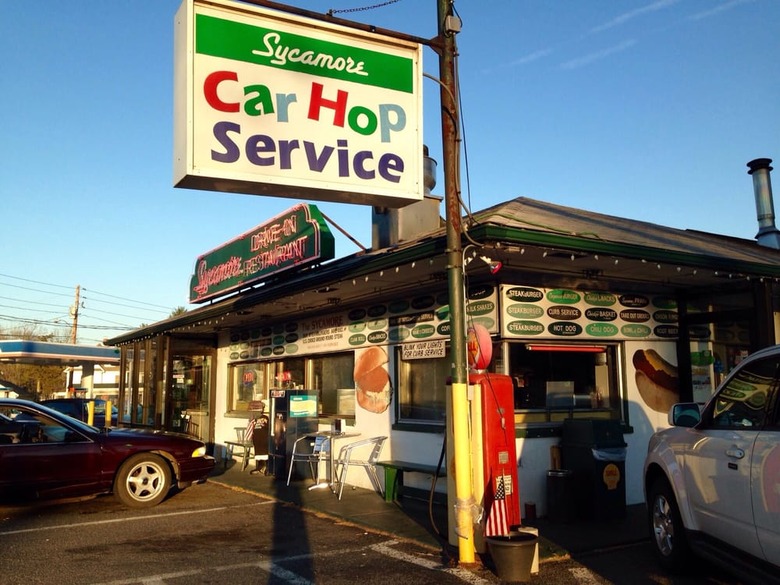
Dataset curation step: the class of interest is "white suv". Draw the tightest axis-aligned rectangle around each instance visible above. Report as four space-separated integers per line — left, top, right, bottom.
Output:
644 344 780 583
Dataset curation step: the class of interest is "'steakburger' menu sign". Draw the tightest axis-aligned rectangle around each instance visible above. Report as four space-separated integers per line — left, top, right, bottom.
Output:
174 0 423 207
189 203 334 303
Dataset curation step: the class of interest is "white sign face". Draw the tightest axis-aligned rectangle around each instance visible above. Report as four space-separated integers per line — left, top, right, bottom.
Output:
401 340 446 360
174 0 423 207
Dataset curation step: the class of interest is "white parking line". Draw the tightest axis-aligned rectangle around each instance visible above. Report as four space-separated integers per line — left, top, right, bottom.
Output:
0 501 273 536
90 540 491 585
370 540 493 585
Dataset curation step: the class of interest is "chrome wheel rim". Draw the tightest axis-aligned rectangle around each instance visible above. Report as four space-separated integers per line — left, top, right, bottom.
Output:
652 494 675 557
125 460 166 503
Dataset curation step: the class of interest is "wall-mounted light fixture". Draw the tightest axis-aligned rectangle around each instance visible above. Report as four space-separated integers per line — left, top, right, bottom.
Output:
525 344 606 353
464 250 502 274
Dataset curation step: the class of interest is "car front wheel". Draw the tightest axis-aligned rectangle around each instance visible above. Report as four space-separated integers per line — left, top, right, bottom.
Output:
648 478 690 571
115 453 172 508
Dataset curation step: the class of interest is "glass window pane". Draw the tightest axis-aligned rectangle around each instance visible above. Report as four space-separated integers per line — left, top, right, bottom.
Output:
397 353 449 422
509 344 617 411
310 352 355 417
228 362 268 413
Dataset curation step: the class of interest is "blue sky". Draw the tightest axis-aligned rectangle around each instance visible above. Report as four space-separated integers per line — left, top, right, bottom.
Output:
1 0 778 344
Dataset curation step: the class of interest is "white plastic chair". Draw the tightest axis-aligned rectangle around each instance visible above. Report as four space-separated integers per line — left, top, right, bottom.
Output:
334 436 387 500
287 434 330 486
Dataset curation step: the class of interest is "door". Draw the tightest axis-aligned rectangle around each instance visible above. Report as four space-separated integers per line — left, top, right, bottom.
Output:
684 353 779 560
752 424 780 564
169 354 212 444
0 405 101 499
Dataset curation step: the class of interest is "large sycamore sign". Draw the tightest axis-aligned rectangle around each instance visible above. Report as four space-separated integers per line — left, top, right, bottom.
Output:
174 0 423 207
189 203 335 303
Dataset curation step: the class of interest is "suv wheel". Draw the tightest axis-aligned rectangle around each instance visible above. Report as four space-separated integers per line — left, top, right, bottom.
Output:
648 478 690 571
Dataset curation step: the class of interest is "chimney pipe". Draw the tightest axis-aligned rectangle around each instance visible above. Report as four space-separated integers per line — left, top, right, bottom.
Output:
747 158 780 249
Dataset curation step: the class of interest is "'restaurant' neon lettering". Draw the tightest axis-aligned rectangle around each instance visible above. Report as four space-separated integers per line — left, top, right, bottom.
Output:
252 32 368 77
244 236 308 274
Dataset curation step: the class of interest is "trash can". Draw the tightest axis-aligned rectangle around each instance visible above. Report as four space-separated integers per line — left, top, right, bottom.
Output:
561 419 627 521
546 469 575 523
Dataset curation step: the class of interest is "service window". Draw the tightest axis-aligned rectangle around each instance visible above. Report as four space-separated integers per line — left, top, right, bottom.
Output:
508 343 620 412
310 353 355 416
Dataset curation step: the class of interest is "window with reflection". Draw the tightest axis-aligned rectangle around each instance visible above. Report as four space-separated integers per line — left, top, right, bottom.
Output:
228 362 271 413
708 355 779 429
227 352 355 417
397 353 450 422
508 343 619 411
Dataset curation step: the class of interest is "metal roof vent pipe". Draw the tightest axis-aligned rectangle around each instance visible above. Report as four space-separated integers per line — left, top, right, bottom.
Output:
371 145 443 249
747 158 780 249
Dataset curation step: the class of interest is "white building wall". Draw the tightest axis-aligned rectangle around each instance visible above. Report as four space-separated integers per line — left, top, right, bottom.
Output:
210 330 681 511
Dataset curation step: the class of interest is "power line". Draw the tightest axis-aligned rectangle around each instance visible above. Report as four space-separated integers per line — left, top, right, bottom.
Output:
81 293 170 314
82 287 176 311
0 281 73 298
0 274 178 343
0 273 73 291
0 295 68 309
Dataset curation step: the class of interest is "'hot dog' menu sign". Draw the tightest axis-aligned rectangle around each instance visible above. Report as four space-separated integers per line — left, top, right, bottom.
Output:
173 0 423 208
500 285 679 340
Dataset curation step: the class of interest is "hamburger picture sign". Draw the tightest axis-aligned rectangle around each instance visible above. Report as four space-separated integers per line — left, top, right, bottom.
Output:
174 0 423 207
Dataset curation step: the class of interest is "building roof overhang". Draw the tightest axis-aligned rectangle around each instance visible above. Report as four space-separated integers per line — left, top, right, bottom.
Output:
106 197 780 345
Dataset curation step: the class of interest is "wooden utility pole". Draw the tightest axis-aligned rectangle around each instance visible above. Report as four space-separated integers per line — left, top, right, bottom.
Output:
437 0 475 565
69 285 80 344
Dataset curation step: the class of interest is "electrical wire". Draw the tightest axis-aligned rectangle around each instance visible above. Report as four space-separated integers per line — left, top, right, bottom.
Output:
0 273 178 344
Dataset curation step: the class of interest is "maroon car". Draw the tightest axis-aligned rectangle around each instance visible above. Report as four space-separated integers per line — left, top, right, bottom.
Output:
0 398 215 507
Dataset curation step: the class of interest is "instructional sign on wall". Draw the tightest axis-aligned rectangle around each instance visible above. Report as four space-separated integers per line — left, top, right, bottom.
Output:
174 0 423 207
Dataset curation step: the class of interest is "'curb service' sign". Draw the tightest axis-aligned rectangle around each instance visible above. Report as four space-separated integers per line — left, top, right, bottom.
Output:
174 0 423 207
189 203 335 303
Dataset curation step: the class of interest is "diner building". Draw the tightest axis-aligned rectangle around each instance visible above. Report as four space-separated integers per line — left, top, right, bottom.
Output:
106 158 780 518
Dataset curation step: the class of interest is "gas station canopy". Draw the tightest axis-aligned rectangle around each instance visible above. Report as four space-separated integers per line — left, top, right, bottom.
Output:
0 340 120 367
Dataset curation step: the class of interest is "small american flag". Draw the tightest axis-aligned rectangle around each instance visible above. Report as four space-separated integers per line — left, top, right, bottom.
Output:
243 418 257 442
485 476 510 537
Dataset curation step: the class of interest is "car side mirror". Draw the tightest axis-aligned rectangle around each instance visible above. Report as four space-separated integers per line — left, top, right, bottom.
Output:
669 402 701 427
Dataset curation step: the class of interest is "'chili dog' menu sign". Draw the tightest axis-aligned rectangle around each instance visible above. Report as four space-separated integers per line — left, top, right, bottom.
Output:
500 285 679 340
174 0 423 207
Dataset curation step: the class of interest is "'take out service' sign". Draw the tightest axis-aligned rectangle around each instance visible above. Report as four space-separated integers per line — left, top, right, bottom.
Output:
174 0 423 207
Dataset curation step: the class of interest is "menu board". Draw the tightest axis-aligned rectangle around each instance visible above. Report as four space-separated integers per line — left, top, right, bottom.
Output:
500 285 679 341
227 284 499 361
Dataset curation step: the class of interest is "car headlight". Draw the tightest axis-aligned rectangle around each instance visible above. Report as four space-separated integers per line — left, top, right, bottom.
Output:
191 446 207 458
